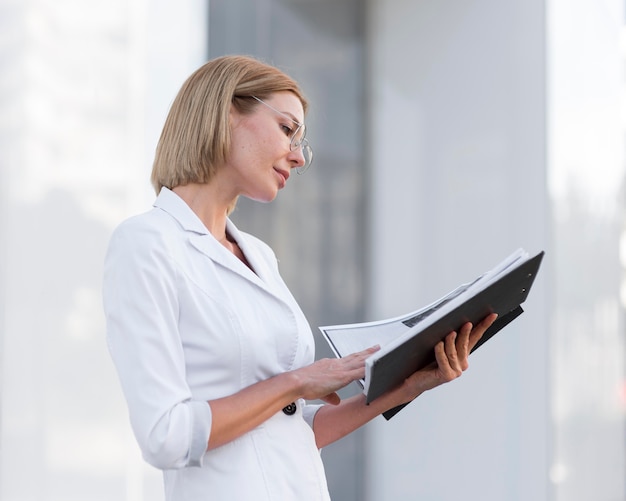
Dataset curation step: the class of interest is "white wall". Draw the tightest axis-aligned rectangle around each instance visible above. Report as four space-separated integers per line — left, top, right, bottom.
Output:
365 1 625 500
0 1 207 500
366 1 546 500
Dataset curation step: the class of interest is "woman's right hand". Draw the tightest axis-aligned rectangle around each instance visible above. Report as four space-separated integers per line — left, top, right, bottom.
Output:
291 346 380 405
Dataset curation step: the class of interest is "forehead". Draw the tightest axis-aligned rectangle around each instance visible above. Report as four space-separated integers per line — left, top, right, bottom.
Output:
263 92 305 123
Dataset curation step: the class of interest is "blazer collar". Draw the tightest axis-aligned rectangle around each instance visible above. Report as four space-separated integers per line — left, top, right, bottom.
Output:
154 187 211 236
153 187 279 295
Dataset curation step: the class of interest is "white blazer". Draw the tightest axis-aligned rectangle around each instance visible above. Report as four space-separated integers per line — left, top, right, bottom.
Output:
103 188 329 501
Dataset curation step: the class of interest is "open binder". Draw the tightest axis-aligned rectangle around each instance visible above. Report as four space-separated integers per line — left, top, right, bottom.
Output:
320 249 544 419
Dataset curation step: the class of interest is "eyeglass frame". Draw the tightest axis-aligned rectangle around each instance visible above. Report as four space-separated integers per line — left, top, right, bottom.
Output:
251 96 313 174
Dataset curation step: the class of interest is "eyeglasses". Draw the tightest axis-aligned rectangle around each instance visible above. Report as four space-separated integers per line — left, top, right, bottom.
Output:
251 96 314 174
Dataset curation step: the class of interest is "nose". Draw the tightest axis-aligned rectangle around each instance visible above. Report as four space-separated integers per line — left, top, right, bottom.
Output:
287 146 306 169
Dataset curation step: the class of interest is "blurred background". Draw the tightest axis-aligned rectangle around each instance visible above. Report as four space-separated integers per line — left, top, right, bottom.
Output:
0 0 624 500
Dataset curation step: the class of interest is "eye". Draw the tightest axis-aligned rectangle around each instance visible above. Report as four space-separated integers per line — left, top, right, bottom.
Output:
280 124 294 137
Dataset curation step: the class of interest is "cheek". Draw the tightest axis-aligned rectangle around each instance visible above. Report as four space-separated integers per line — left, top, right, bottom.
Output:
231 123 272 162
227 134 257 168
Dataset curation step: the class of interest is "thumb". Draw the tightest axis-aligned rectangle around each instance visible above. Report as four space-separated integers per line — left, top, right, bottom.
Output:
321 392 341 405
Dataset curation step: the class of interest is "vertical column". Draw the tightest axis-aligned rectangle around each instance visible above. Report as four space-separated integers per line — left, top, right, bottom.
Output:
366 1 549 500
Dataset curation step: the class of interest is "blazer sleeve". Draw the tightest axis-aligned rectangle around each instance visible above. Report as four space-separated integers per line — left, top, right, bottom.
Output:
103 219 212 469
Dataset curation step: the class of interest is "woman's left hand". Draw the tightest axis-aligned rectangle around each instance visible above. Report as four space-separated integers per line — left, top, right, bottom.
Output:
389 313 498 404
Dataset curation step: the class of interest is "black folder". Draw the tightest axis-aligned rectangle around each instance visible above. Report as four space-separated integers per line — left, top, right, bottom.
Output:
320 250 545 420
374 251 544 419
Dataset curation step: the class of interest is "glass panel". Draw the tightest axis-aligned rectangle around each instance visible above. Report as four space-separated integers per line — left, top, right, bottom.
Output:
548 1 626 499
0 2 207 500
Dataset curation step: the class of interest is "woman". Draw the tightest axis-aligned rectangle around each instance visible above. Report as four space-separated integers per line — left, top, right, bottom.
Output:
103 55 497 500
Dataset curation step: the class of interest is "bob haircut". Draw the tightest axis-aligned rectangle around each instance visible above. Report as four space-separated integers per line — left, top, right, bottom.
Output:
151 55 308 196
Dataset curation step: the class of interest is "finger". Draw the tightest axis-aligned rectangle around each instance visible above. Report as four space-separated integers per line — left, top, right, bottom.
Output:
444 331 461 371
341 345 379 370
433 340 450 371
433 339 458 380
331 355 368 381
468 313 498 350
341 364 366 382
350 345 380 358
475 313 498 333
455 322 472 361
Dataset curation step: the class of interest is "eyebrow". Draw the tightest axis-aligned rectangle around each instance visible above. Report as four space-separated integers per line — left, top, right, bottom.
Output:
252 96 303 126
282 112 301 124
271 108 302 126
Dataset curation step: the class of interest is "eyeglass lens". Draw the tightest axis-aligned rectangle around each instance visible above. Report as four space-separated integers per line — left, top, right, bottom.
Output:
294 140 313 174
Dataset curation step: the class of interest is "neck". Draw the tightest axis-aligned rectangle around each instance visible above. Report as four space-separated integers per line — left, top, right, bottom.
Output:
172 182 235 240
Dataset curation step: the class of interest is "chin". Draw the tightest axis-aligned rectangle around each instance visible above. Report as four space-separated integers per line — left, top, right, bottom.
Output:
246 190 280 204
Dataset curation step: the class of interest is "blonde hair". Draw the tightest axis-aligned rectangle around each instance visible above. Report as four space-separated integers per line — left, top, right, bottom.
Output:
151 55 308 196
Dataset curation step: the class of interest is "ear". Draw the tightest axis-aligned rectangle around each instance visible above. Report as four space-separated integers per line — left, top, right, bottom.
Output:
229 103 241 128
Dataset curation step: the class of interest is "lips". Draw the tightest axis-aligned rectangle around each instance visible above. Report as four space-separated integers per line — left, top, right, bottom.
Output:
274 167 290 186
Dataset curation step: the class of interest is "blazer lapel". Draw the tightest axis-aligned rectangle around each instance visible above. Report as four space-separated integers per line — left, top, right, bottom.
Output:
188 233 273 293
224 219 276 285
154 188 282 298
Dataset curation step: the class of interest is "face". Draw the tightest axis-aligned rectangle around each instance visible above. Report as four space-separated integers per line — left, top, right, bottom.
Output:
224 91 307 203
